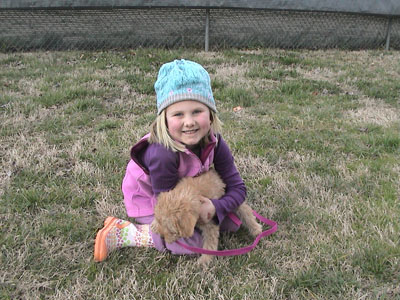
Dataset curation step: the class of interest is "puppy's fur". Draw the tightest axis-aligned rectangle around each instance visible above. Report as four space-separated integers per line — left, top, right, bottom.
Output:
151 169 262 266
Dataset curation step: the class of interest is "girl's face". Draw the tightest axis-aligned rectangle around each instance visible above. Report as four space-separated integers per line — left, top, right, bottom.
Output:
165 100 212 149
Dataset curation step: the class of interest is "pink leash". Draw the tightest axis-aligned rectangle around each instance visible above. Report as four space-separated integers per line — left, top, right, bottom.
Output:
176 211 277 256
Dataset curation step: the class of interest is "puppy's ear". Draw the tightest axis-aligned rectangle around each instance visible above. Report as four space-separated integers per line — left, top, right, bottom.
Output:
178 213 197 238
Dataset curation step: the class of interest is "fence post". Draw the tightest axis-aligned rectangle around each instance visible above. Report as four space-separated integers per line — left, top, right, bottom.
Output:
205 9 210 51
385 17 392 50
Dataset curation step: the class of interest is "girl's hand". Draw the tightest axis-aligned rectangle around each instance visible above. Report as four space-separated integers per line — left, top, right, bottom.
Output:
199 196 216 223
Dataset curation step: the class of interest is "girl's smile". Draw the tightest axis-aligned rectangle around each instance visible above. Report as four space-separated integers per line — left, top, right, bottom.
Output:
182 129 199 135
166 100 211 148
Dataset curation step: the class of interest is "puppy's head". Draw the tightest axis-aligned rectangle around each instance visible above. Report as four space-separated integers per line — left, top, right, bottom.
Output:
151 189 202 244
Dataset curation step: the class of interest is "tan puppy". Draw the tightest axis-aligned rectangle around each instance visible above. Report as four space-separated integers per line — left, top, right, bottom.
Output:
151 169 262 266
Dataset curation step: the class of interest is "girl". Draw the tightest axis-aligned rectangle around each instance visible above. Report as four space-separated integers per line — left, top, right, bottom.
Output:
94 59 246 262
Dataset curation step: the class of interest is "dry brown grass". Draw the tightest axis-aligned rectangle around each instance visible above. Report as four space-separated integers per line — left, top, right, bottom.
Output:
345 98 399 127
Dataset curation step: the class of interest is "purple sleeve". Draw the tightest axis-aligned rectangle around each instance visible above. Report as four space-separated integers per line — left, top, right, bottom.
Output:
211 136 246 224
142 143 180 195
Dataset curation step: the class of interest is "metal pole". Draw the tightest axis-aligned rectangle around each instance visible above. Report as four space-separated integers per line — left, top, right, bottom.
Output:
205 9 210 51
385 17 392 51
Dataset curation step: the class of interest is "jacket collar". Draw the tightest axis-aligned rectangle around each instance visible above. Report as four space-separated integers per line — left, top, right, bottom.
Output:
130 132 218 172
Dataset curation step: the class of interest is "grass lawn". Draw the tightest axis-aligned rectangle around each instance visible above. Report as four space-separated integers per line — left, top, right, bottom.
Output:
1 48 399 299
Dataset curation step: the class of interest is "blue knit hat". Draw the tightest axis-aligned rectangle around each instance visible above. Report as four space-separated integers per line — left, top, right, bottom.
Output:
154 59 216 115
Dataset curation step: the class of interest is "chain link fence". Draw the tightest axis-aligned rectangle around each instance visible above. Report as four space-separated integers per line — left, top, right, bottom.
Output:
1 7 399 52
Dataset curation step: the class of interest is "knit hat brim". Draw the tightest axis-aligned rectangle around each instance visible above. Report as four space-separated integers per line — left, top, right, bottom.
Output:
157 92 217 115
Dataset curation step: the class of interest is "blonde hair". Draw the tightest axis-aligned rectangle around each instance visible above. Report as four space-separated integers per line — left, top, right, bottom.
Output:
149 109 222 152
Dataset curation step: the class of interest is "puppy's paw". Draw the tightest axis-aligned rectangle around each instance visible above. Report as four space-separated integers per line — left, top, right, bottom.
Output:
150 220 159 234
197 254 212 268
249 223 263 237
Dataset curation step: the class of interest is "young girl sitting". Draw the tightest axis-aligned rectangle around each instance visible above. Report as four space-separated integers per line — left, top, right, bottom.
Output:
94 59 247 262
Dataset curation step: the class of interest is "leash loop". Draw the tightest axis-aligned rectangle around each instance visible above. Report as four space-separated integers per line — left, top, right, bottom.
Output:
176 211 277 256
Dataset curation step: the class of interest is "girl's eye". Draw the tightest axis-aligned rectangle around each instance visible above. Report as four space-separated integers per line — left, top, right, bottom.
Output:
193 110 202 114
173 113 183 117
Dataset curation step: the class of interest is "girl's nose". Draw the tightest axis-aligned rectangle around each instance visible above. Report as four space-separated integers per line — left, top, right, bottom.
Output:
183 115 195 127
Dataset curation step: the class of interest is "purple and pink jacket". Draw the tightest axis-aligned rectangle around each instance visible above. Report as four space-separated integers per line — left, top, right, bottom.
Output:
122 133 246 254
